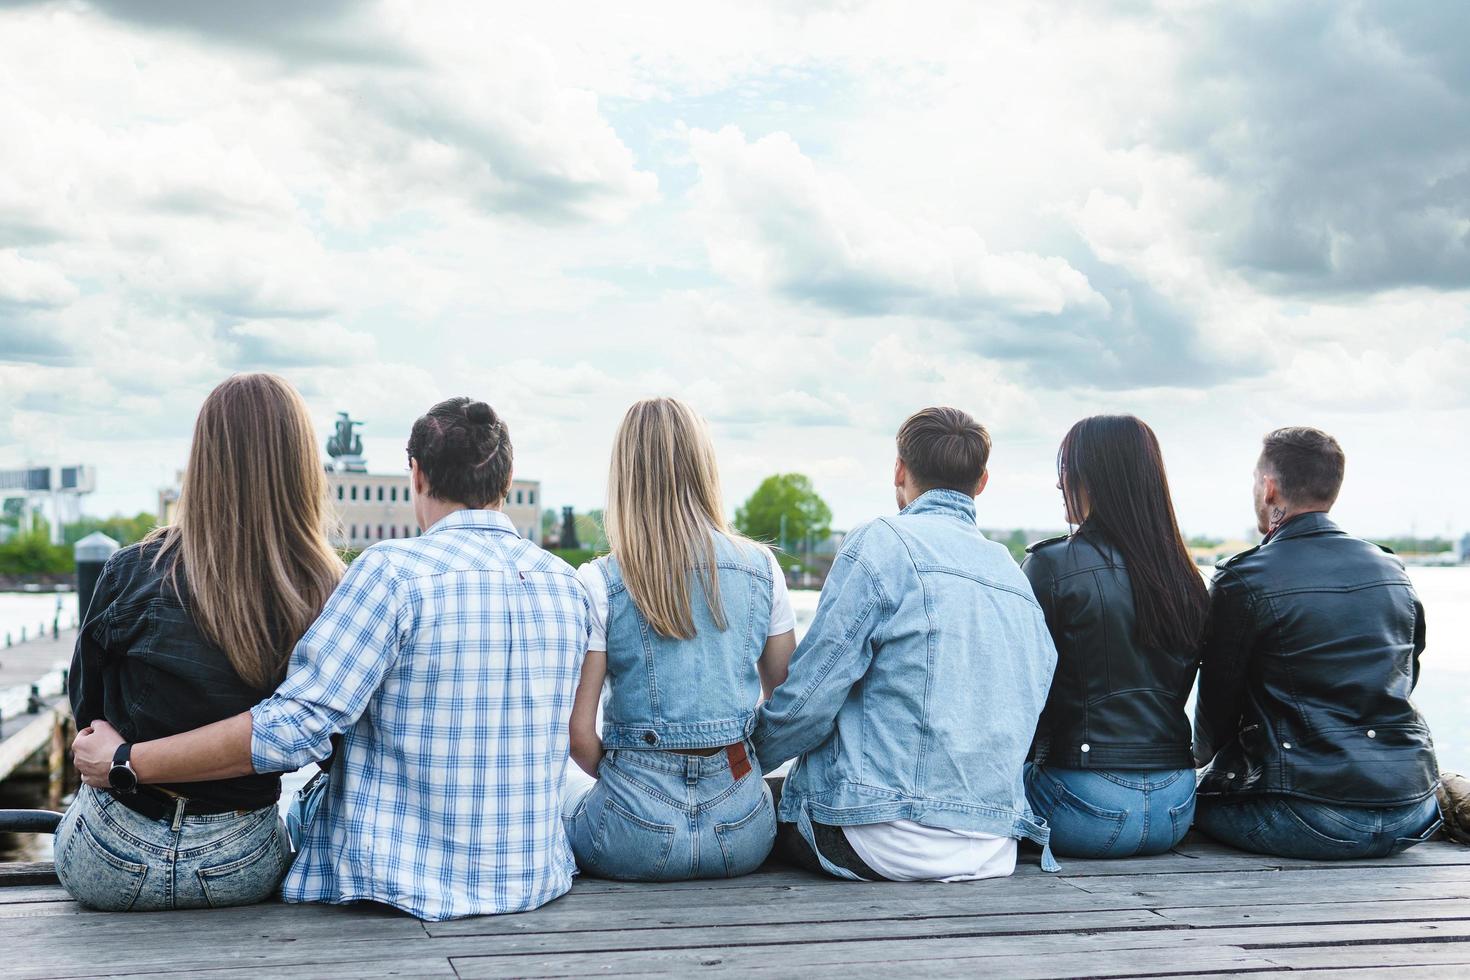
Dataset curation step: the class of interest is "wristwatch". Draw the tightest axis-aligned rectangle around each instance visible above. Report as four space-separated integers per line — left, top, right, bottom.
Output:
108 743 138 794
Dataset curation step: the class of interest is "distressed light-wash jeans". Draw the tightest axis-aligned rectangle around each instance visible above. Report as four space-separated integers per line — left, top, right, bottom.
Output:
1195 792 1442 860
563 743 775 881
1025 764 1196 858
55 786 290 911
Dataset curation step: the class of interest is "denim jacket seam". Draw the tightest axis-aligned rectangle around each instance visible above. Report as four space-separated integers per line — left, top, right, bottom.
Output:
911 565 1042 609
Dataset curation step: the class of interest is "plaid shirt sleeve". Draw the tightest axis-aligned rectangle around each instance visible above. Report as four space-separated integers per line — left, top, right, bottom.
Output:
251 548 403 774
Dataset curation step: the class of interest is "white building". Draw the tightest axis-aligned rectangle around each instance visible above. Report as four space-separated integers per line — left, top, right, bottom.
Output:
326 471 541 550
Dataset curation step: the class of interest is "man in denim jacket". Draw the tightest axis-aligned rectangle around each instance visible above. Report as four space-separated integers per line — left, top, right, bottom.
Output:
753 407 1059 880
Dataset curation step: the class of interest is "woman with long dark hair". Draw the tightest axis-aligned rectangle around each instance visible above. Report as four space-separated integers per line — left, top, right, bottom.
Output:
1022 415 1209 857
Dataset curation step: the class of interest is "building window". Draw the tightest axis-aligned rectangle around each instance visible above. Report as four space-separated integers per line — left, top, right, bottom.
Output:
350 524 357 539
515 489 523 505
336 485 344 500
376 524 383 539
528 489 536 505
350 486 358 501
389 526 397 538
390 486 397 502
403 525 411 538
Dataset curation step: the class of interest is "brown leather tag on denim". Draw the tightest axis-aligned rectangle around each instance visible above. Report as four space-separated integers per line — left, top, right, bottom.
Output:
727 742 752 781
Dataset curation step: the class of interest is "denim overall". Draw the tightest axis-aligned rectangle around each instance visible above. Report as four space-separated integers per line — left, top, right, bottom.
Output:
565 533 776 880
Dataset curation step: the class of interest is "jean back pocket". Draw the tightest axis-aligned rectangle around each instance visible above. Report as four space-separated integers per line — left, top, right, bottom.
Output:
57 816 149 912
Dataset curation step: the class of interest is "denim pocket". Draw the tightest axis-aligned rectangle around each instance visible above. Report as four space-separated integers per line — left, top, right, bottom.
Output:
1168 796 1197 849
588 798 678 881
1039 771 1129 858
715 792 776 878
197 825 288 909
58 816 149 911
1264 802 1361 859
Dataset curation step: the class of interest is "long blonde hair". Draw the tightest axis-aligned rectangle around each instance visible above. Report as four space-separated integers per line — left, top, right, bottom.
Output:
149 374 345 689
606 398 734 640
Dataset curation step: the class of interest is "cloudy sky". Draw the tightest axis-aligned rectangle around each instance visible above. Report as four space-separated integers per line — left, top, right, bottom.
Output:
1 0 1466 539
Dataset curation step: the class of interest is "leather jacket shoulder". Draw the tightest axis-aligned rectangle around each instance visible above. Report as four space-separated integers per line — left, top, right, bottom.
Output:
1023 527 1198 770
1195 512 1437 806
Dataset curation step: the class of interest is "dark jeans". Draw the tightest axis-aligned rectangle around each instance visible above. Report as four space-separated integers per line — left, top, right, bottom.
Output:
1195 792 1442 860
767 776 886 881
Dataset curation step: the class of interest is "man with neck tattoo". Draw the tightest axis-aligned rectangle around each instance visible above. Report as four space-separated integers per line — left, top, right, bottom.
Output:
1192 427 1441 859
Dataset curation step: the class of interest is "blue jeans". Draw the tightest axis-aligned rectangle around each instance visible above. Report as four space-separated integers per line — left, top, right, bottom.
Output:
563 743 775 881
1025 764 1195 858
1195 793 1442 860
54 786 290 911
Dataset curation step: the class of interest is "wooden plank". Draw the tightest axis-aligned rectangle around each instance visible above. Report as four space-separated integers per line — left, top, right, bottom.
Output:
448 922 1470 978
0 863 57 887
1158 898 1470 928
434 908 1172 955
454 946 1282 979
0 706 62 782
0 885 69 906
88 958 458 980
1261 942 1470 971
1065 863 1470 895
433 864 1470 938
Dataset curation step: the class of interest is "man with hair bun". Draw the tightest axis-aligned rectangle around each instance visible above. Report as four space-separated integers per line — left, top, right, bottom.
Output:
753 407 1060 881
1193 426 1441 859
74 396 592 921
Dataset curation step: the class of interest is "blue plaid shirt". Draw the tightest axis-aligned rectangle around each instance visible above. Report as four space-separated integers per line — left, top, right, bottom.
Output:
251 509 590 921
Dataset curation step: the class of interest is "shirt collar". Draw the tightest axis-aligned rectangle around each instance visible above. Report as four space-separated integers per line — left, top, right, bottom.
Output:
423 508 519 538
899 488 977 522
1262 510 1339 545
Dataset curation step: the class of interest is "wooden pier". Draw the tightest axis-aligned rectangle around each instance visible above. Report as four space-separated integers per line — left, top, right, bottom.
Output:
2 833 1468 978
0 629 73 803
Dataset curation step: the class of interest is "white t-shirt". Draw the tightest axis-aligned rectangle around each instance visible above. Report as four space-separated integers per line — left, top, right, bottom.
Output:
577 545 796 652
841 821 1017 883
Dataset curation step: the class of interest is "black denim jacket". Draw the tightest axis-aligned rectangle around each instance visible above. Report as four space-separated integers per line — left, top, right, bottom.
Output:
1194 513 1438 806
69 540 283 810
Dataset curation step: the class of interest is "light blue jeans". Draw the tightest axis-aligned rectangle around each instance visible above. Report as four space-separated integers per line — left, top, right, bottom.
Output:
1025 764 1196 858
563 743 775 881
54 786 290 911
1195 793 1442 860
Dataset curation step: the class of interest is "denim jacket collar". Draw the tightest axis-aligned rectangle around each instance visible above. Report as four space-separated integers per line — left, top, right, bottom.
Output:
899 488 977 522
424 508 518 537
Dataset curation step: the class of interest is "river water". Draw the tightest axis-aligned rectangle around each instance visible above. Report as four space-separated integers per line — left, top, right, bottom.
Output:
2 565 1466 861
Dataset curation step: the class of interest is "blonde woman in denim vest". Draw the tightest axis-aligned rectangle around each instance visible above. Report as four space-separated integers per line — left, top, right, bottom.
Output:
564 398 797 880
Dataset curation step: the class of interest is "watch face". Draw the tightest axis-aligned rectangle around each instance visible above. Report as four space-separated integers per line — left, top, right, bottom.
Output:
109 763 138 794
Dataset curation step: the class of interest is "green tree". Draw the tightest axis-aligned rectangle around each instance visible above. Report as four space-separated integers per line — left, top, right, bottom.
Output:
734 474 832 562
0 521 72 576
63 511 158 547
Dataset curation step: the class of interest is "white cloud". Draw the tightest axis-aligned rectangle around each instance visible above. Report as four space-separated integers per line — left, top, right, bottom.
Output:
0 0 1465 539
0 252 78 309
689 126 1107 319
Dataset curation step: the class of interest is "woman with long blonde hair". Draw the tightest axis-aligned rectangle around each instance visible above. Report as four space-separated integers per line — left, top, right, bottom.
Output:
564 397 796 880
56 373 343 911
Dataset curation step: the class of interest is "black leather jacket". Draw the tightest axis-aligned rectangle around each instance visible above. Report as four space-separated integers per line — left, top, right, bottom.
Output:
1022 528 1198 770
1194 512 1438 806
68 541 284 810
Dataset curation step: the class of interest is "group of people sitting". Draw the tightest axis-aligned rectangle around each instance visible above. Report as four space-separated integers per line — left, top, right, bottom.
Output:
61 373 1441 922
